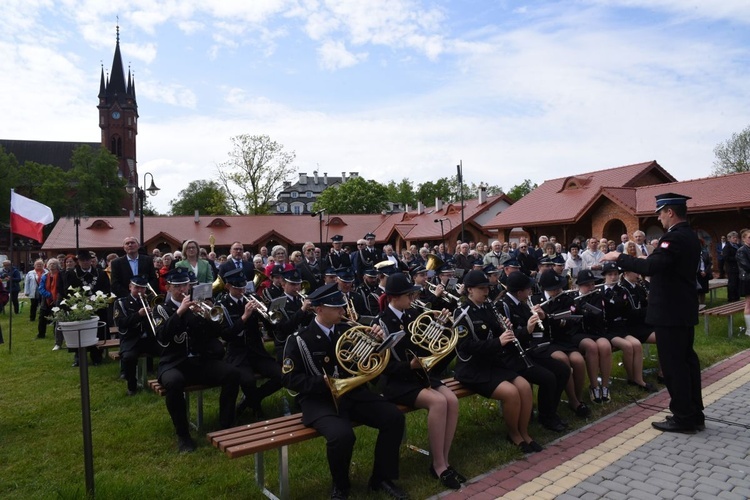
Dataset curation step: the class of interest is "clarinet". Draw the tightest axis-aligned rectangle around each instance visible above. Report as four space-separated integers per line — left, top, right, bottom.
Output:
487 300 533 369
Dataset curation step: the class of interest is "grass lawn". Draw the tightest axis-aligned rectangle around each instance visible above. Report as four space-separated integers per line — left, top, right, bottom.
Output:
1 291 748 499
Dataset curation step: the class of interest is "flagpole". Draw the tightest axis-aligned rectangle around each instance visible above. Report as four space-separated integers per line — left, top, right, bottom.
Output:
7 220 12 353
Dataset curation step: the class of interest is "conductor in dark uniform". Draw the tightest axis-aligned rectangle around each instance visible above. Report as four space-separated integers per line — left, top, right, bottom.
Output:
154 268 240 452
114 275 162 395
281 283 407 500
604 193 704 433
327 235 351 269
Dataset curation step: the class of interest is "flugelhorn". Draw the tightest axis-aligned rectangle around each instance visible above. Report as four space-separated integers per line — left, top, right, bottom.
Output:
245 293 283 324
325 326 390 412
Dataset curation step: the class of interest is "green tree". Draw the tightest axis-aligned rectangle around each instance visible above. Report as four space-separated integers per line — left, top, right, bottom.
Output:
68 145 125 216
713 125 750 175
506 179 537 202
13 161 69 219
169 180 231 216
0 147 20 223
385 178 417 207
217 134 296 215
313 176 389 214
416 178 452 204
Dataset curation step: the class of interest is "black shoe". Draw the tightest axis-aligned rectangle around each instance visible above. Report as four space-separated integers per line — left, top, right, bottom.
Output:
368 478 409 499
507 434 534 454
119 373 127 380
652 418 696 434
657 374 665 383
429 466 462 490
640 382 657 393
177 435 197 453
667 415 705 431
528 440 544 452
36 335 45 339
447 466 466 483
574 403 592 418
331 484 349 500
127 388 138 396
540 416 568 432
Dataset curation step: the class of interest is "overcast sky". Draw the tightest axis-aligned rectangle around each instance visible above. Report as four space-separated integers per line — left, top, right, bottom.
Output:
2 1 749 214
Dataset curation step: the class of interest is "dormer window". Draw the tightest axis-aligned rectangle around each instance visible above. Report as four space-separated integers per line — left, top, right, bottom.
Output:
291 192 299 198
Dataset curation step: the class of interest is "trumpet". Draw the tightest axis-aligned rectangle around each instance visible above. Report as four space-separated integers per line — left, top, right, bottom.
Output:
245 293 283 324
137 292 158 337
324 326 390 412
344 296 359 324
190 300 224 323
425 281 462 303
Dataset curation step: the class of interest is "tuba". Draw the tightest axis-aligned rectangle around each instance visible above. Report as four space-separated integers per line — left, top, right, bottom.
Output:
325 326 390 412
252 269 268 290
424 253 444 271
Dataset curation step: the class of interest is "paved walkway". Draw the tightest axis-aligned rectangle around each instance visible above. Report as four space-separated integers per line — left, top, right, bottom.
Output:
438 349 750 500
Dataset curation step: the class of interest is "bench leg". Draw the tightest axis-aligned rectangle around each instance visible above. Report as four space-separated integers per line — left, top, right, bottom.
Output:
136 357 147 389
195 391 204 431
728 315 734 339
278 445 289 500
704 314 709 336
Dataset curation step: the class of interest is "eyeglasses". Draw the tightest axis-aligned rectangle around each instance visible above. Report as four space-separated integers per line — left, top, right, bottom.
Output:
305 249 313 252
357 243 365 246
519 246 527 249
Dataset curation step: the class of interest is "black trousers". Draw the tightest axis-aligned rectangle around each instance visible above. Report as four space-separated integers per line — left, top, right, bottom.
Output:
655 325 704 426
160 358 240 437
728 270 740 302
237 357 283 407
121 337 161 391
304 392 404 491
29 298 39 321
519 356 569 421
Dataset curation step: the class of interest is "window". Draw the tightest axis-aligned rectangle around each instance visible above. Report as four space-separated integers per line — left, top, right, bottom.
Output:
291 191 299 198
306 191 313 198
306 202 315 212
277 203 287 213
293 205 301 215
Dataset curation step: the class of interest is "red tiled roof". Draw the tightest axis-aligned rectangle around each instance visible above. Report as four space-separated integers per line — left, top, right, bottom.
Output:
634 171 750 214
486 161 675 228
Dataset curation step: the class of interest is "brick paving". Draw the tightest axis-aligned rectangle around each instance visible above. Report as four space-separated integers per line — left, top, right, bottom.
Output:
435 349 750 500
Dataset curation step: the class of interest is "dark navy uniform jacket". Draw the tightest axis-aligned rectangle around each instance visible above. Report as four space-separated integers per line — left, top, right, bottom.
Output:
616 221 700 327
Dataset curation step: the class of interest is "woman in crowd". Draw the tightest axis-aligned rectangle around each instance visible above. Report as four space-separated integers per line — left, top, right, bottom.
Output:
454 270 542 454
38 258 64 348
378 273 464 489
175 240 212 283
735 228 750 334
24 259 46 323
158 253 173 293
265 245 294 277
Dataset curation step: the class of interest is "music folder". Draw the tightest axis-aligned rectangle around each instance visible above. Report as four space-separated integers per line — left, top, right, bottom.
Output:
376 330 405 353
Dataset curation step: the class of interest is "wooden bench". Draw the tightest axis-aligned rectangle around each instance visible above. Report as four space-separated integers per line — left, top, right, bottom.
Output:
703 300 745 338
149 379 217 431
207 378 473 500
108 350 150 388
708 279 728 304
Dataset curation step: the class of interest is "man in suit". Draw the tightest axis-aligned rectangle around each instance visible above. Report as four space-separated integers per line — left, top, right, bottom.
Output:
724 231 741 302
111 237 158 298
633 230 654 257
327 235 351 269
360 233 379 268
218 241 256 294
604 193 704 434
615 233 630 253
717 235 728 279
297 241 324 292
281 282 407 500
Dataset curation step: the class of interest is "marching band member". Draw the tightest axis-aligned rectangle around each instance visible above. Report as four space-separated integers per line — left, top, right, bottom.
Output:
327 235 351 269
262 265 286 303
601 262 657 392
454 270 542 454
274 269 315 362
154 268 240 453
531 270 592 418
218 268 283 418
354 267 381 317
114 275 161 396
281 283 407 500
378 273 464 490
570 270 613 404
499 271 570 431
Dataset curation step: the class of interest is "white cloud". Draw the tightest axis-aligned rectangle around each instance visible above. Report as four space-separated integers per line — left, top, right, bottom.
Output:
138 80 198 109
317 39 367 70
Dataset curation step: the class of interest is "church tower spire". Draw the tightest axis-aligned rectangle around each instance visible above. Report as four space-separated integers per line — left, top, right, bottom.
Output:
98 22 138 210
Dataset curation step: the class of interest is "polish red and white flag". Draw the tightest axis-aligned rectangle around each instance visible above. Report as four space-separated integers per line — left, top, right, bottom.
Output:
10 190 54 243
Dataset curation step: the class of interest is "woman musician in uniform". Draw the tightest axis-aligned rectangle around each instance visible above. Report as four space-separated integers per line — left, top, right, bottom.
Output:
377 273 464 490
454 270 542 454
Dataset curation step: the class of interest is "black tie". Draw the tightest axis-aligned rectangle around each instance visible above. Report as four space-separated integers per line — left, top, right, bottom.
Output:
641 244 647 255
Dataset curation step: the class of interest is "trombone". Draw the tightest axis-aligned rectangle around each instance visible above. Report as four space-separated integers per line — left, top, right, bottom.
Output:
137 293 158 336
145 283 165 307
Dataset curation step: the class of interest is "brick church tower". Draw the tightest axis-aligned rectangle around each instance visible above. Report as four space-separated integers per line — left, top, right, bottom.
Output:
98 25 138 210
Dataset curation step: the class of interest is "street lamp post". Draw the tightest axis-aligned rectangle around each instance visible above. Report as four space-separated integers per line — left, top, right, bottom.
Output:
125 172 160 252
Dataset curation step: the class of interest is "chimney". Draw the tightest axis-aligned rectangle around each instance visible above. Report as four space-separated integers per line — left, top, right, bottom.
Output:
417 201 424 215
299 172 307 184
405 204 411 212
324 172 328 185
341 171 347 182
478 183 487 204
313 170 319 184
350 171 358 178
194 209 200 223
283 181 291 189
435 197 443 211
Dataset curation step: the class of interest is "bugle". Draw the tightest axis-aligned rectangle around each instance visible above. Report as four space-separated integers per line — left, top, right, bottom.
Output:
245 293 283 324
325 326 390 412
